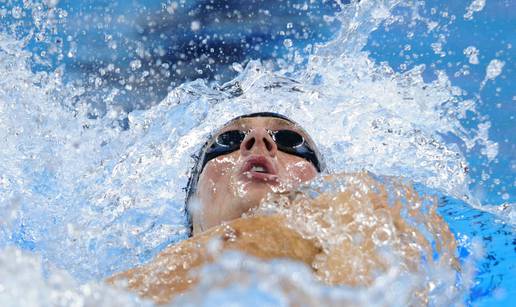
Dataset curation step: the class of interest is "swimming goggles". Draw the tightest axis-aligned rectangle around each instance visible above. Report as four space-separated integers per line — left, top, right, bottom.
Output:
200 129 322 172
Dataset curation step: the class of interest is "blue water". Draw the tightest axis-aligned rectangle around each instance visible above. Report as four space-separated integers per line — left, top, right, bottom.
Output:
440 197 515 305
0 0 514 306
364 1 515 207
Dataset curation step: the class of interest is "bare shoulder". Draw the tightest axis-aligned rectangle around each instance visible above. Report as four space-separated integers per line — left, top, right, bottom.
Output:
107 215 320 304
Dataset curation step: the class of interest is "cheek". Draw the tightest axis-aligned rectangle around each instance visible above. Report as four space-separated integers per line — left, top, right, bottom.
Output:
197 156 238 199
284 159 318 183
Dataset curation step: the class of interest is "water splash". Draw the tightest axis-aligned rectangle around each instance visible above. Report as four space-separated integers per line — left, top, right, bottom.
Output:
0 247 151 306
252 173 468 305
162 172 477 306
0 0 510 305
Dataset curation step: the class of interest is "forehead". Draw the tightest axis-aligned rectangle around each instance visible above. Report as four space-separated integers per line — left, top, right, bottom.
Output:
221 117 298 131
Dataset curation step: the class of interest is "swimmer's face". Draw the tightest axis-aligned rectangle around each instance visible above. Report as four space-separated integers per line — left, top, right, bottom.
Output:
191 117 318 234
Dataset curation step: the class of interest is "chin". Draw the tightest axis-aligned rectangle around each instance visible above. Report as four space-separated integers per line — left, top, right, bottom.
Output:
235 187 270 212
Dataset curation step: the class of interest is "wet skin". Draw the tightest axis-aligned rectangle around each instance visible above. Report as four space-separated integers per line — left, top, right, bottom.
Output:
108 172 458 304
191 117 318 234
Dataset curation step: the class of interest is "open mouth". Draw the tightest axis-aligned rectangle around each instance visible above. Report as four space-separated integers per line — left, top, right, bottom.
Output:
240 156 278 183
250 165 267 173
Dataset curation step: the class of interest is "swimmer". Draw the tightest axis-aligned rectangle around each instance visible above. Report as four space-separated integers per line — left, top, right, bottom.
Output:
108 112 458 304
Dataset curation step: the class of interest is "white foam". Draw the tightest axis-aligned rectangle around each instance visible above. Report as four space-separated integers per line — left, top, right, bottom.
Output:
0 0 504 305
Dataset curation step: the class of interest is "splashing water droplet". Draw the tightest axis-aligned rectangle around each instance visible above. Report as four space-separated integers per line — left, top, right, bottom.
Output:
191 20 201 31
130 59 142 71
463 46 479 64
480 59 505 89
232 62 243 72
464 0 486 20
485 59 504 80
45 0 60 8
11 7 23 19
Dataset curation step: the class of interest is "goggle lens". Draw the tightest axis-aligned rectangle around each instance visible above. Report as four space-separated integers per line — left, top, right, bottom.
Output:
216 130 246 148
272 130 304 148
214 129 305 150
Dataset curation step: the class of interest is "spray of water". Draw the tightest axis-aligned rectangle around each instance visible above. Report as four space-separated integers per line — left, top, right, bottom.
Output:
0 0 508 305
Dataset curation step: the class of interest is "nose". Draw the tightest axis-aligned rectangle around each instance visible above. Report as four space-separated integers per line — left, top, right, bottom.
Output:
240 128 278 157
